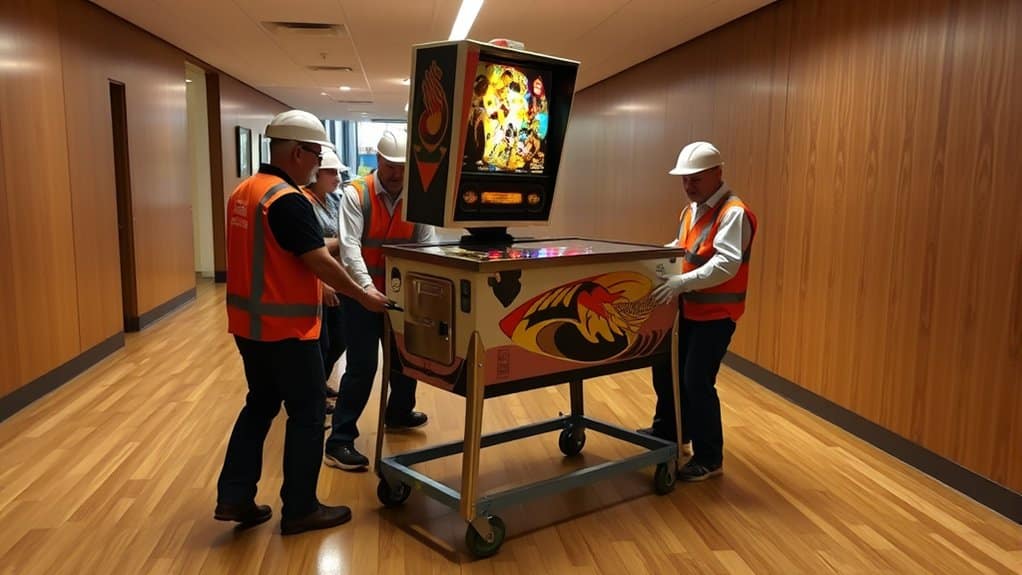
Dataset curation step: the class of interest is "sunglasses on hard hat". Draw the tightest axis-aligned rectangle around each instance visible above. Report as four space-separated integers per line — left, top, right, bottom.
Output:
298 145 323 164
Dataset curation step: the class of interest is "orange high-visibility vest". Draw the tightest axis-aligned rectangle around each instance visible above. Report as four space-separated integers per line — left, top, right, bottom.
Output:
227 172 322 341
676 193 757 322
353 174 416 291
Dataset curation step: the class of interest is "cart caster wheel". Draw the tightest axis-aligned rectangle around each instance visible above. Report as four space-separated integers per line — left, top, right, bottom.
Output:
558 426 586 456
377 478 411 507
654 462 676 495
465 515 506 558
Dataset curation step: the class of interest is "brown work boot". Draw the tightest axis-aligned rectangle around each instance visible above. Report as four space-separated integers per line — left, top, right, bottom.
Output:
280 504 352 536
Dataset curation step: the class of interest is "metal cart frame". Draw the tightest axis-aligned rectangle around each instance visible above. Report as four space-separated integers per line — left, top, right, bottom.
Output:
372 313 683 558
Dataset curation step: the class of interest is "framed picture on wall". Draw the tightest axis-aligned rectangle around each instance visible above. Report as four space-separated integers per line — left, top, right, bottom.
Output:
260 133 270 165
236 126 251 177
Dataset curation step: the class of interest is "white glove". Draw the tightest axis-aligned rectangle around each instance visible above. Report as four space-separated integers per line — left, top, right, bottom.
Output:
651 274 686 304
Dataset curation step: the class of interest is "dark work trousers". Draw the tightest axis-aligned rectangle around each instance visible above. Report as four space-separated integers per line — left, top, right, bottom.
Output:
217 336 326 519
650 315 736 467
326 295 416 448
319 303 345 385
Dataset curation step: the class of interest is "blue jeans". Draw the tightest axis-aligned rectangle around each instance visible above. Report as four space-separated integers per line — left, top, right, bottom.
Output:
326 296 416 447
217 336 326 519
650 316 736 467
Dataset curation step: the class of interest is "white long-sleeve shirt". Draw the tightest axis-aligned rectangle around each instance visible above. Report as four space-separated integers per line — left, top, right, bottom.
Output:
668 183 753 292
338 176 436 289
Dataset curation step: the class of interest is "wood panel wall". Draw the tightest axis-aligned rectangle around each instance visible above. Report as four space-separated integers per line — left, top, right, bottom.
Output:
0 0 287 400
0 0 81 386
58 1 125 349
553 0 1022 492
0 91 16 396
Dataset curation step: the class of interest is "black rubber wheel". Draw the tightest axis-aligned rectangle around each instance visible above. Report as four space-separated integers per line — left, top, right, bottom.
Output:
465 515 507 558
377 478 412 507
558 426 586 456
654 462 676 495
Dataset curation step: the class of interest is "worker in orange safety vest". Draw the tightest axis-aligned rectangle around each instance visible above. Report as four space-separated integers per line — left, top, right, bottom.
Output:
215 110 387 536
324 130 436 471
642 141 758 482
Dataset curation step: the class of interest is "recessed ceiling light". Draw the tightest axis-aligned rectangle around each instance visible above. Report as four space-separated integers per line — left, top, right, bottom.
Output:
360 112 369 116
400 78 410 85
185 79 193 83
339 85 352 91
404 102 409 112
320 91 328 95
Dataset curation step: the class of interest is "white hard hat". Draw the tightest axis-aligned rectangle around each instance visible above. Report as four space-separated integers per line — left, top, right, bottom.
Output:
376 130 407 164
668 141 723 175
265 110 334 150
318 149 347 172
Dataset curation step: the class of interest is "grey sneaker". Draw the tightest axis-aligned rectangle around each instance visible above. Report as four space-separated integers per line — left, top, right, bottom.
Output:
324 444 369 470
677 460 722 482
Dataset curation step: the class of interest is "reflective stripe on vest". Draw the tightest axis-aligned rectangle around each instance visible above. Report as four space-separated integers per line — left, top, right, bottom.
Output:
683 291 747 304
226 294 320 318
247 182 291 340
684 247 753 266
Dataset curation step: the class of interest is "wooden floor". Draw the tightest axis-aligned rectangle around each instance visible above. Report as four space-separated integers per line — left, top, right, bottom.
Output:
0 282 1018 574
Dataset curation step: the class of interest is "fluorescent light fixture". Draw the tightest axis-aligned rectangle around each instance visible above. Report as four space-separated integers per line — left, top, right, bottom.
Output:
339 85 352 91
448 0 483 41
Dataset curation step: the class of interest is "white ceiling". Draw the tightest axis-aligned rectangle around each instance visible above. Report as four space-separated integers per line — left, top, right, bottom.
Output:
91 0 774 121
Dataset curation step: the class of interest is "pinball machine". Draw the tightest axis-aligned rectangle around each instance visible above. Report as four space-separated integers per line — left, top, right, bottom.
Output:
372 39 685 557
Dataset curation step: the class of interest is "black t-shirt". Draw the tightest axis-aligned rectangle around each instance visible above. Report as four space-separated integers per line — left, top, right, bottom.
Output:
259 164 325 256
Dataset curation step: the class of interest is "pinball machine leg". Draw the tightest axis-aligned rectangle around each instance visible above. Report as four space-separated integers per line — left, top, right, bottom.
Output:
462 331 505 556
558 379 586 457
670 312 683 474
460 331 486 524
374 313 393 474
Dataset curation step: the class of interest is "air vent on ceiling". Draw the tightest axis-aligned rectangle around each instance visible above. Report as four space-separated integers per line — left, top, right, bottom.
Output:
309 65 354 72
262 21 346 37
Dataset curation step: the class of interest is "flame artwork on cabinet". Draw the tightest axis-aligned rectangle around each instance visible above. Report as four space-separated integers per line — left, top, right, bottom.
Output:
498 272 666 363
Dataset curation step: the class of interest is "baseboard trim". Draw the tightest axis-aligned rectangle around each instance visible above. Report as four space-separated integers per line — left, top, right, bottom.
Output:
724 352 1021 524
0 332 125 423
137 287 196 330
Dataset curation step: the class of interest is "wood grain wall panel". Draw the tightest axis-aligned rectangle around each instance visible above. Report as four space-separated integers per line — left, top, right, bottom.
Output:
0 113 19 395
935 0 1022 486
71 1 194 316
0 0 81 383
556 0 1022 491
56 1 124 349
113 19 193 314
1 0 288 400
702 5 792 364
991 0 1022 491
743 0 794 376
206 72 226 277
215 74 288 277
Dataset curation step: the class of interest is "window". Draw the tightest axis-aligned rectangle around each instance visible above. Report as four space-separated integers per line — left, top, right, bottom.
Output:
355 121 407 177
